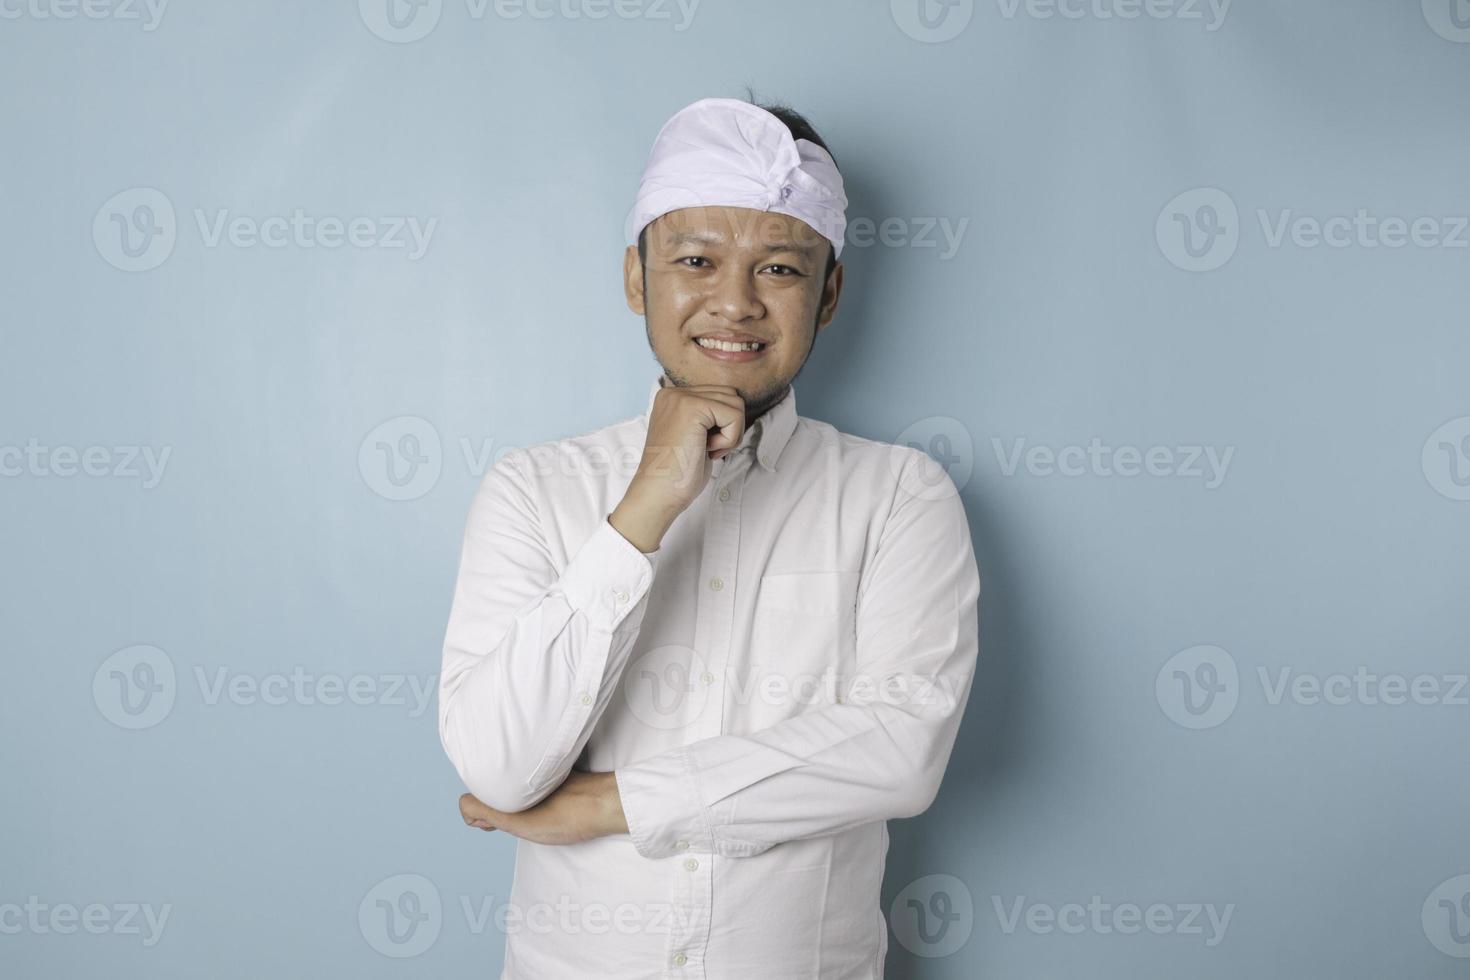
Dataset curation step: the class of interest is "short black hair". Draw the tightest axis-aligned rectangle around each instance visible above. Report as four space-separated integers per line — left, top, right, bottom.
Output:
637 91 841 285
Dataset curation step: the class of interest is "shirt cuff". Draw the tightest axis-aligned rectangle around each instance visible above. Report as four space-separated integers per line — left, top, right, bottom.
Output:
615 741 808 858
556 517 659 634
615 747 710 859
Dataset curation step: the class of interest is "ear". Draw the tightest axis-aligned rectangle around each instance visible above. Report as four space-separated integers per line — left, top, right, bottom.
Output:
814 255 843 334
623 244 646 315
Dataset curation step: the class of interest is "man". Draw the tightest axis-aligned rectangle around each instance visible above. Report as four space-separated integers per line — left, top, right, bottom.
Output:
438 95 981 979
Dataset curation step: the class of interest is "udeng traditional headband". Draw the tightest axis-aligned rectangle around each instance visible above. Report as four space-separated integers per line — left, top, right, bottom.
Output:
625 97 848 259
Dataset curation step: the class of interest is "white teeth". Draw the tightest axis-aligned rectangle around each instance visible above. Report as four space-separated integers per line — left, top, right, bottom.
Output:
695 337 765 352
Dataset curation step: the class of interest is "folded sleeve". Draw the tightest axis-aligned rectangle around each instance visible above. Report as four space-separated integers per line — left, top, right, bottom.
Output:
439 452 660 813
615 448 981 858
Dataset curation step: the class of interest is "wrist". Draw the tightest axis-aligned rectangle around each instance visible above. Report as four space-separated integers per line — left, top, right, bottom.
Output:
603 771 629 836
609 493 676 553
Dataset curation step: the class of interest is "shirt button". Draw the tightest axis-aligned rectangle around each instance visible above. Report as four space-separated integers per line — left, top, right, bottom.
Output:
673 952 688 967
675 839 689 851
717 487 730 502
580 693 593 705
684 858 699 871
613 589 629 603
709 577 723 591
701 671 715 685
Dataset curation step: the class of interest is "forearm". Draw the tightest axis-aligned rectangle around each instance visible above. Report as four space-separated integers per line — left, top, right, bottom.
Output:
440 586 647 811
615 656 974 857
440 489 659 812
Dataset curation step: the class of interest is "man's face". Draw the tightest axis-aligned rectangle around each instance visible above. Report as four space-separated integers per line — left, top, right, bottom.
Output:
624 205 843 424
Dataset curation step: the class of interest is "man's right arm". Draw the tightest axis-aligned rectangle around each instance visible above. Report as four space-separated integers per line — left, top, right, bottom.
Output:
440 382 747 814
438 452 660 813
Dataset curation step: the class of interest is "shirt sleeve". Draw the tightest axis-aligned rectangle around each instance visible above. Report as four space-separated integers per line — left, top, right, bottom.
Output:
614 449 981 859
439 451 661 813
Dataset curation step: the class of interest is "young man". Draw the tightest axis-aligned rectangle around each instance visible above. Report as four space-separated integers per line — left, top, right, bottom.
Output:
438 96 981 979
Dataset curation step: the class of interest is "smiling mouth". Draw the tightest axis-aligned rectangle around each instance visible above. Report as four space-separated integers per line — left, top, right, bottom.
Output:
693 337 768 353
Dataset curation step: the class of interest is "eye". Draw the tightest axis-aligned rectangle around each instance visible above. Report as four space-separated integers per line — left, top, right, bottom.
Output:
677 256 711 268
764 264 802 276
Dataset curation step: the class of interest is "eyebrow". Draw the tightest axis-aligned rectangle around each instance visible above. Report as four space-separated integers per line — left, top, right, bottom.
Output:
666 231 821 255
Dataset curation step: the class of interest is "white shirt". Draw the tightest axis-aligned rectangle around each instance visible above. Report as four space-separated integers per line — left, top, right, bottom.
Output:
439 374 981 980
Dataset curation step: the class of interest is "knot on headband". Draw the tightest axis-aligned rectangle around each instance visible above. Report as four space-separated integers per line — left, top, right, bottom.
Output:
625 97 848 260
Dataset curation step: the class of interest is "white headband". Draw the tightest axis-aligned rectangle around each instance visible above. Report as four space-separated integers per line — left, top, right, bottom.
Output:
625 97 848 260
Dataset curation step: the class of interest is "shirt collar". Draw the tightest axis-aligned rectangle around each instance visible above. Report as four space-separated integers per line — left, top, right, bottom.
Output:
642 373 798 473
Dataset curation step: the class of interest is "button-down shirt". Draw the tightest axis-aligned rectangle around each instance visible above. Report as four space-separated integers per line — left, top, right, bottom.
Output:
439 374 981 979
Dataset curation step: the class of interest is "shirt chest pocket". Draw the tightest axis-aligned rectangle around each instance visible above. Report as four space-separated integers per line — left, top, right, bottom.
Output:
744 571 860 719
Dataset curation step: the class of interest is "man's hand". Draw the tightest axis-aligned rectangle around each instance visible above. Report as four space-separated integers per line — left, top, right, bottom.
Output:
609 384 745 553
458 771 629 846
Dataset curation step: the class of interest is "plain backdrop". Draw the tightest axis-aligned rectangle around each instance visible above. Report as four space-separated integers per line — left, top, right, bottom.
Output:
2 1 1468 977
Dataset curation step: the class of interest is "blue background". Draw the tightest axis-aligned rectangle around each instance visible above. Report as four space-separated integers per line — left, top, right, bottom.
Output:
2 0 1468 976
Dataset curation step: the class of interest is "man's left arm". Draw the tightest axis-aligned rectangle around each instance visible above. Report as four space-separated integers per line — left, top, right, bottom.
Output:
612 450 981 858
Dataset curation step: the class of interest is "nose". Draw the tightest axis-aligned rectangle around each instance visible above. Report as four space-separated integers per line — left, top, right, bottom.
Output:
704 264 764 322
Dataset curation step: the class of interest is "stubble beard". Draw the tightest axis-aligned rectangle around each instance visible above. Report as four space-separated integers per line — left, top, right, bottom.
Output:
645 314 817 428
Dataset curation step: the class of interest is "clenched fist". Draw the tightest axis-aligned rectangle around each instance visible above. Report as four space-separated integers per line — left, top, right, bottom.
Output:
608 383 745 552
